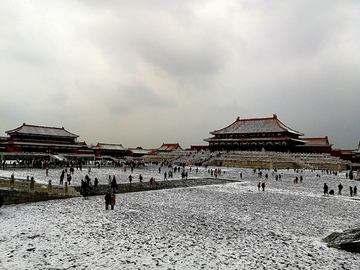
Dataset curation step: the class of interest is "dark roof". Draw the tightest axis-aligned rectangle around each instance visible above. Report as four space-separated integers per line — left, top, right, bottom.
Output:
158 143 182 151
210 115 304 136
204 136 307 144
148 143 182 155
94 143 126 151
301 137 332 147
6 124 79 138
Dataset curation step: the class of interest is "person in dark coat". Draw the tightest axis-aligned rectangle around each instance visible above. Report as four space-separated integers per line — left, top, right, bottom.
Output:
323 183 329 195
111 176 118 191
67 174 72 185
338 183 343 195
60 170 65 185
94 178 99 189
354 185 357 196
110 192 116 210
105 192 111 210
350 186 353 197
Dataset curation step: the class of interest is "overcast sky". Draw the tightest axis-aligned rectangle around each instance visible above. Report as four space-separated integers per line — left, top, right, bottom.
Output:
1 0 359 149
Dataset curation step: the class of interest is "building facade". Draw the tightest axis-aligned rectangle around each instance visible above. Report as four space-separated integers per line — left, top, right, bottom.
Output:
296 137 333 154
93 143 127 158
204 115 306 152
2 124 85 154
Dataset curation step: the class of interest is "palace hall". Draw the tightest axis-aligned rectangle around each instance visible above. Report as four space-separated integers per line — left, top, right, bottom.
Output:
2 123 88 154
204 115 306 152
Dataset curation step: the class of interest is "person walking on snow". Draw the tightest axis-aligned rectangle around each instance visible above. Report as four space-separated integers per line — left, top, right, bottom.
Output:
323 183 329 195
110 192 116 210
338 183 343 195
105 192 111 210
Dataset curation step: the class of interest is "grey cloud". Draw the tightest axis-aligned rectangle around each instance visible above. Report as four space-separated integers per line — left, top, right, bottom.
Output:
0 0 359 149
106 82 173 115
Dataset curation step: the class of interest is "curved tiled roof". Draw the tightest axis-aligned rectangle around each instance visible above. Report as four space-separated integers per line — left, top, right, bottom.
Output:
94 143 126 151
301 137 331 147
158 143 182 151
210 115 304 136
6 124 79 138
204 136 307 144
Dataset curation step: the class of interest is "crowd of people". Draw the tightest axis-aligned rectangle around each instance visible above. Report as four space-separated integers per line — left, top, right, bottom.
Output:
323 182 357 197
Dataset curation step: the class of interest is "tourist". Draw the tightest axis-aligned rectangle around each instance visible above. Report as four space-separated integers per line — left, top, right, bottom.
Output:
257 182 260 191
349 170 354 180
60 170 65 185
111 176 118 191
67 174 71 185
150 177 158 188
128 175 133 184
350 186 353 197
164 172 167 181
110 192 116 210
108 175 112 185
354 186 357 196
323 183 329 195
80 179 86 194
94 178 98 189
105 191 111 210
139 174 143 183
338 183 343 195
261 182 265 191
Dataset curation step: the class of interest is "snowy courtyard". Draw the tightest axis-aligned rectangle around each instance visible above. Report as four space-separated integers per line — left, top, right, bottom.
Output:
1 166 360 269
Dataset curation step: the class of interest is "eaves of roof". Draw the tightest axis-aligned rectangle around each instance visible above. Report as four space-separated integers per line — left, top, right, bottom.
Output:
210 116 304 136
204 136 306 143
6 124 79 138
2 141 82 148
95 143 126 151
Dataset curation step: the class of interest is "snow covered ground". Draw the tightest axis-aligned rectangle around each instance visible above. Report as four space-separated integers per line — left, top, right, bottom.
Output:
1 166 360 269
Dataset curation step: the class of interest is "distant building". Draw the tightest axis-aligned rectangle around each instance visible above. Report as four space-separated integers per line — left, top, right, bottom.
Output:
296 137 333 154
127 147 154 158
204 115 306 152
93 143 127 158
2 123 87 154
149 143 182 155
351 142 360 163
